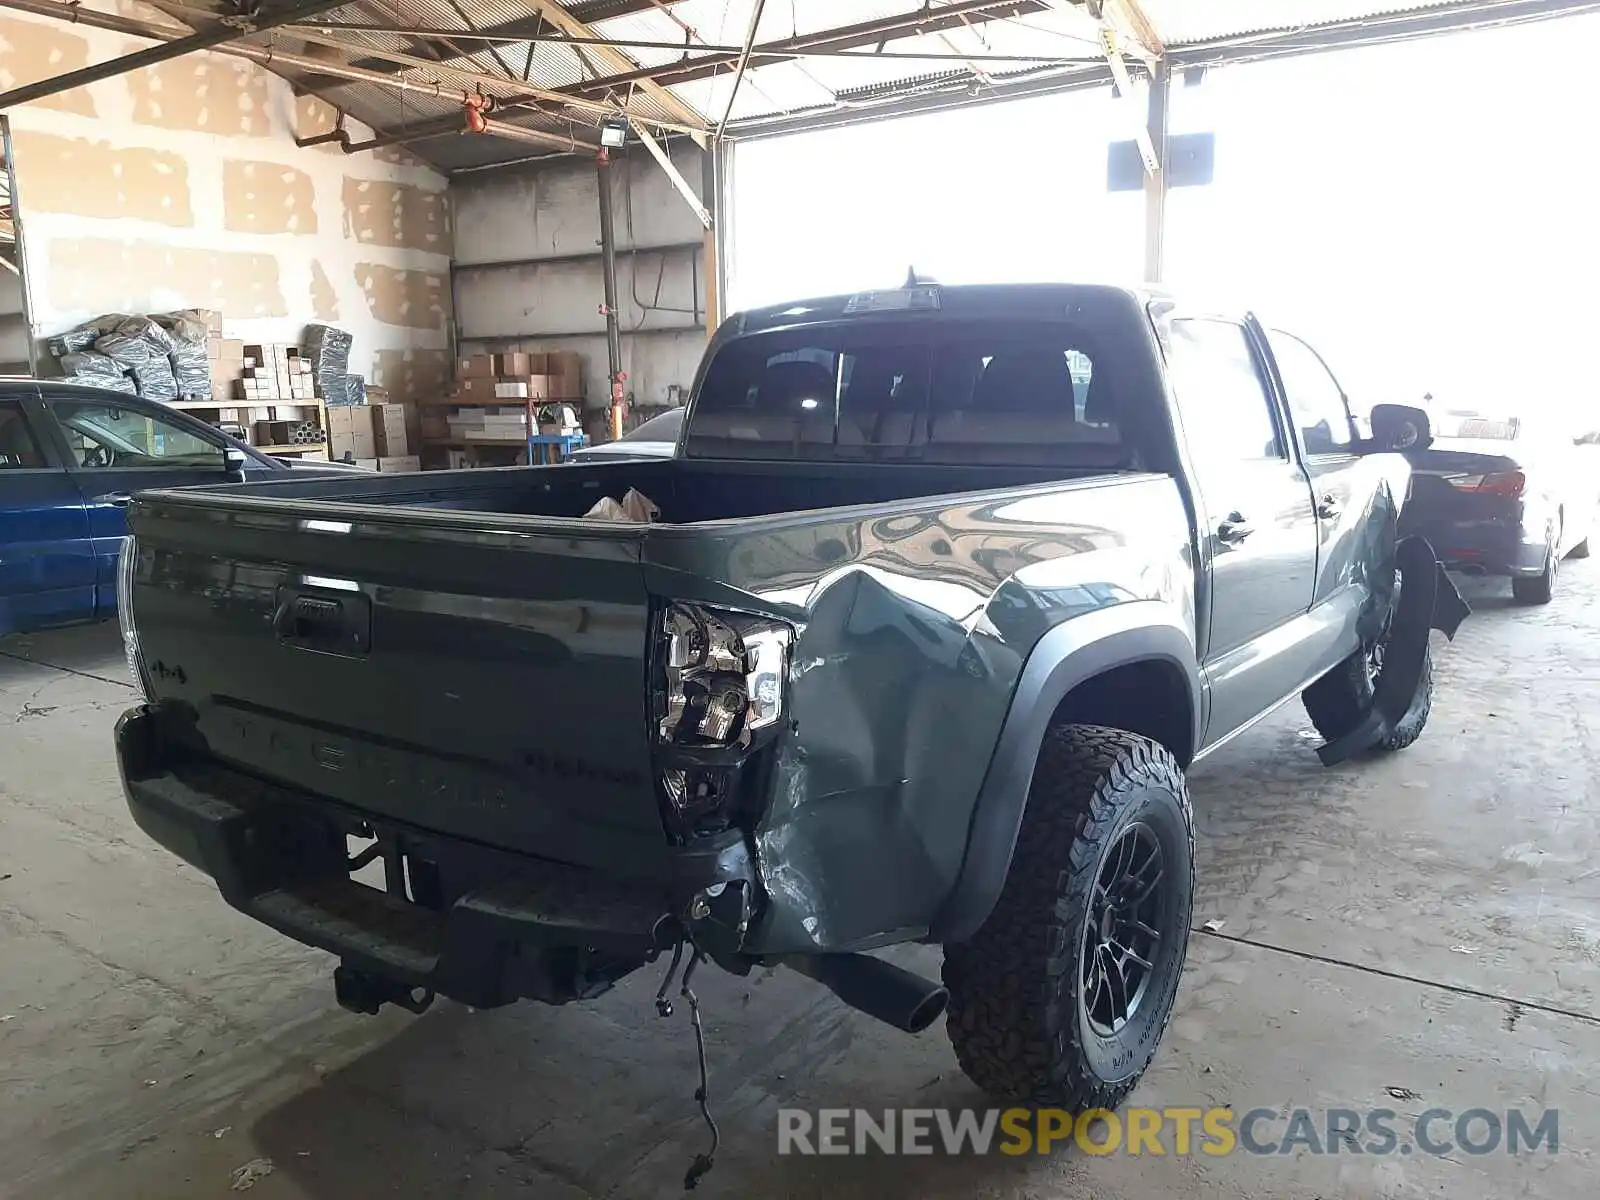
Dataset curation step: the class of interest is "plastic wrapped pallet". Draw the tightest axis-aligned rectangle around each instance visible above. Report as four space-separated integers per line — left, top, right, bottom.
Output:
304 323 353 405
61 372 136 394
60 350 126 380
345 375 366 406
148 309 214 399
47 313 131 358
130 355 178 402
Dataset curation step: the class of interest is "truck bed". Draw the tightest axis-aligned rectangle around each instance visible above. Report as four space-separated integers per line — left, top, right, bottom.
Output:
186 457 1118 524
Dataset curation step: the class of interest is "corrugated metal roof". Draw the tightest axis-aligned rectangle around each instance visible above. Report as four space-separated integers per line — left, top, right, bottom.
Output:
149 0 1600 171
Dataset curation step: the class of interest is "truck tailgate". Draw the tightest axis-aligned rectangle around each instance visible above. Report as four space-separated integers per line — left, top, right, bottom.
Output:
126 492 666 866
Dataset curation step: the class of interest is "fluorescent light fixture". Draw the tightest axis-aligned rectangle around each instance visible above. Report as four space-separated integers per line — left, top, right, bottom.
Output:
800 398 819 410
600 116 630 148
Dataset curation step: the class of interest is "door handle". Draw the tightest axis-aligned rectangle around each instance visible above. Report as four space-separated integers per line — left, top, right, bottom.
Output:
93 492 132 507
1217 512 1254 545
1316 493 1341 520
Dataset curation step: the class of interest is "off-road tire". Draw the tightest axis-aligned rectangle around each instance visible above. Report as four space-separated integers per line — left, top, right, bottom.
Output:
1303 642 1433 753
942 725 1194 1108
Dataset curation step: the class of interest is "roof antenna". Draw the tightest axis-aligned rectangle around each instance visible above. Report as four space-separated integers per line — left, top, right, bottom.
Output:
903 265 939 287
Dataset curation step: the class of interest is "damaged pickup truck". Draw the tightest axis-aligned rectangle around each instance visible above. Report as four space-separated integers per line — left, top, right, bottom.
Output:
113 284 1464 1141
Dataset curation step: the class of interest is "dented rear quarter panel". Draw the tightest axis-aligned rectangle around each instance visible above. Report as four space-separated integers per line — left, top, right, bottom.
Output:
644 473 1195 954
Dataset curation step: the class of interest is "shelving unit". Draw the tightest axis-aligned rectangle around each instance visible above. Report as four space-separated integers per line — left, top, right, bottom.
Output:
163 396 330 458
423 392 586 465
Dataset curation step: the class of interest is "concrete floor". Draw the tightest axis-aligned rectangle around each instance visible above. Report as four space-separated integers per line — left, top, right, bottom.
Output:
2 567 1598 1199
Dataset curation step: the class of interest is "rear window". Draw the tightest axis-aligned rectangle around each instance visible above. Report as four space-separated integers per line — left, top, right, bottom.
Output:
684 321 1128 467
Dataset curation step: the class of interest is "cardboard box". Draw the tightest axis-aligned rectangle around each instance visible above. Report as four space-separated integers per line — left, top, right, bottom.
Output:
372 403 409 455
366 386 391 405
458 355 495 379
253 420 295 446
218 338 245 360
494 380 530 399
215 407 240 424
377 455 421 473
326 405 367 435
355 457 380 471
494 351 550 377
420 411 450 441
298 449 329 462
453 376 503 399
547 351 581 377
328 406 377 461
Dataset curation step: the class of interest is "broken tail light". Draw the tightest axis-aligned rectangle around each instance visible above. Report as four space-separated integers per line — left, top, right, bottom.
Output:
1447 470 1525 498
117 536 150 700
653 603 792 837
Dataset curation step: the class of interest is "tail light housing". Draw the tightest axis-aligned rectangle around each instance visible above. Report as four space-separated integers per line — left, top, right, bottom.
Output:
1447 470 1525 497
653 602 792 838
117 536 150 700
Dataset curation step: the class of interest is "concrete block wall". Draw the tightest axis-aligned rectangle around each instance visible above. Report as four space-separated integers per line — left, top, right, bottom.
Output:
449 142 709 419
0 0 453 405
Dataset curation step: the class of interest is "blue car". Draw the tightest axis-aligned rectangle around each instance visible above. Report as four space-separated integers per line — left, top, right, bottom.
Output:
1 380 351 636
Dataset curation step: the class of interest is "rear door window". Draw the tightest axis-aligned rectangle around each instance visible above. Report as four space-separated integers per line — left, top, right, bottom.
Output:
0 399 46 469
1165 319 1285 463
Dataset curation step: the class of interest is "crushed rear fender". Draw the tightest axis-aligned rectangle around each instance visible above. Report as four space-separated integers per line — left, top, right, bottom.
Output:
1317 535 1468 766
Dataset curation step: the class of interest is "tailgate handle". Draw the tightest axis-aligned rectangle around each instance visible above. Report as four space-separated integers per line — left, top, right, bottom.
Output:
274 588 372 656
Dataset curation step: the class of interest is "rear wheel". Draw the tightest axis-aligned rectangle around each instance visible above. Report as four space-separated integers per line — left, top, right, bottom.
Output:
1513 527 1558 605
1303 637 1433 753
943 726 1193 1108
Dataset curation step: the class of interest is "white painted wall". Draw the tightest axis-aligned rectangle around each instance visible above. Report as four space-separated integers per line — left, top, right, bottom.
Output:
0 1 452 400
450 143 709 414
0 267 27 368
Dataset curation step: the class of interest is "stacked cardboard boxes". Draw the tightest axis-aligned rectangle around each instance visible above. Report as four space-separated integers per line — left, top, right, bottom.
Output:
206 336 246 401
328 402 417 471
450 352 584 403
237 344 317 402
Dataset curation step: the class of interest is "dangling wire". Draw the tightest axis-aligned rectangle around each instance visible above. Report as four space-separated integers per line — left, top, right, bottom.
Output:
680 950 718 1190
654 938 685 1017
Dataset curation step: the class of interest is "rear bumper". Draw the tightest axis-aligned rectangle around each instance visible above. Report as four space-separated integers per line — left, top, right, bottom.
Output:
1403 517 1549 577
115 704 758 1008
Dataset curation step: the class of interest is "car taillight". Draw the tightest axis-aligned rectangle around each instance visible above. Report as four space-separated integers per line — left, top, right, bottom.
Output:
1447 470 1525 497
117 536 150 700
653 602 792 837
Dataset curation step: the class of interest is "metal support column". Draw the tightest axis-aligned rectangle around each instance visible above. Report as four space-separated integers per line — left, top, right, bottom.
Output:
595 150 626 440
701 146 721 339
1142 65 1171 284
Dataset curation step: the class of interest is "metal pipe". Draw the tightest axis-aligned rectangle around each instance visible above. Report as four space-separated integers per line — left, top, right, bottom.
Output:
1142 64 1170 283
285 25 708 136
559 0 1047 98
595 152 625 439
716 0 767 141
0 0 350 110
0 0 641 145
285 21 1097 62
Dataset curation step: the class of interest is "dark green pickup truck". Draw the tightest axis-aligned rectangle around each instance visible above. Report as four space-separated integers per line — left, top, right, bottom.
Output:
113 283 1461 1127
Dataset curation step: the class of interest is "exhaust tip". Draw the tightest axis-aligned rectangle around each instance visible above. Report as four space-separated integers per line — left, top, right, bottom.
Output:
902 985 950 1034
786 952 948 1034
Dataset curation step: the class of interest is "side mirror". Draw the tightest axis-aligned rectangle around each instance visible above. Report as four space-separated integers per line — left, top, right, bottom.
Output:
1368 403 1432 453
224 446 249 481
